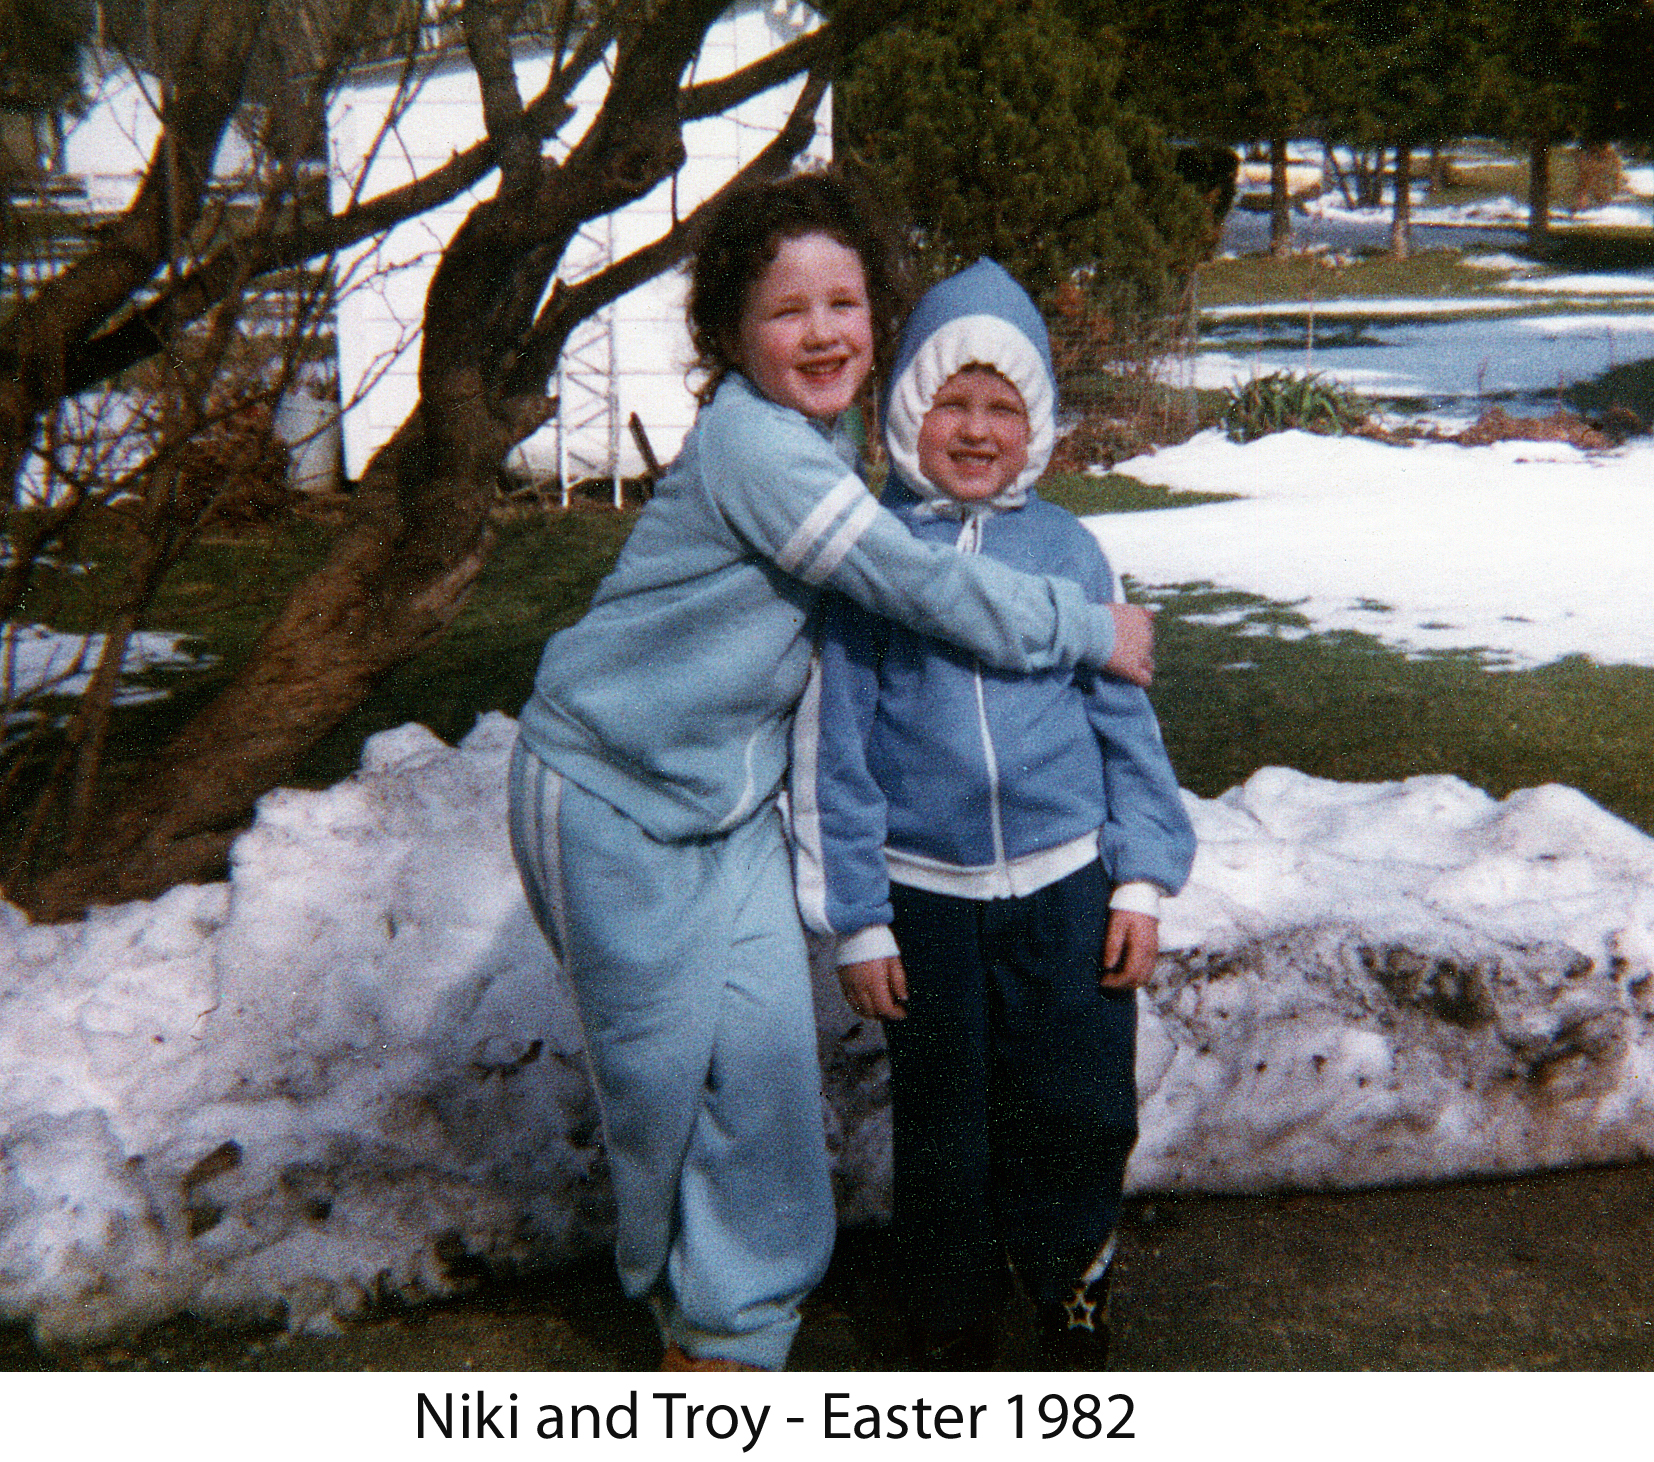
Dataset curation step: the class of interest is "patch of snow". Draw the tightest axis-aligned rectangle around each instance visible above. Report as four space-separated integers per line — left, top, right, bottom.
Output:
0 715 604 1344
1560 203 1654 229
1190 310 1654 403
1129 768 1654 1192
1462 253 1540 273
1097 429 1654 670
3 625 212 713
1204 298 1532 320
1500 272 1654 296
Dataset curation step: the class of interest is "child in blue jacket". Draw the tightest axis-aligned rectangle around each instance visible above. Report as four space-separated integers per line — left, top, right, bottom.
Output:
791 259 1196 1369
508 176 1157 1372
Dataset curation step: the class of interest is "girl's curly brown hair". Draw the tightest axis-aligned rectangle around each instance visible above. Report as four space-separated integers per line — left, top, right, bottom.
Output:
687 167 916 406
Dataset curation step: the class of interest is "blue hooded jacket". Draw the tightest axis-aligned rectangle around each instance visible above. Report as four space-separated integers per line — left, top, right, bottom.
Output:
790 261 1196 959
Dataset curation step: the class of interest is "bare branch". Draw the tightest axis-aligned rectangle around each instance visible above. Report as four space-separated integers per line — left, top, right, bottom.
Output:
0 0 271 381
9 0 879 919
463 0 538 191
680 25 835 121
511 67 831 391
56 3 637 398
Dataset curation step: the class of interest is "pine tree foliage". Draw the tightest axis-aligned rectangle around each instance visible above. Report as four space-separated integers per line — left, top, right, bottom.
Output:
838 0 1206 322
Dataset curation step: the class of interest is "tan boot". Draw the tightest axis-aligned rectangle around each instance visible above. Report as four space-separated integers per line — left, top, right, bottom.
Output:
661 1341 766 1372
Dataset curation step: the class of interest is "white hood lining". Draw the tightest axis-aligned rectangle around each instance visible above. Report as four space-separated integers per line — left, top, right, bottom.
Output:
885 314 1055 510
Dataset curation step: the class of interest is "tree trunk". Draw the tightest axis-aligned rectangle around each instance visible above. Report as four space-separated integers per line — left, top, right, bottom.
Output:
1427 144 1449 195
17 413 503 920
8 3 856 923
1269 135 1293 256
1353 147 1386 209
1389 143 1412 260
1528 133 1551 255
1320 138 1355 209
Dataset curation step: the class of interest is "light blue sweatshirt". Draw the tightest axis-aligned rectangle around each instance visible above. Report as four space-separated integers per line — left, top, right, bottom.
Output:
515 371 1126 842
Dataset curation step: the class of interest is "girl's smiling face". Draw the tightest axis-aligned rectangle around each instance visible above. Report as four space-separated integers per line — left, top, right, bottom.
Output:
916 365 1031 503
735 232 874 421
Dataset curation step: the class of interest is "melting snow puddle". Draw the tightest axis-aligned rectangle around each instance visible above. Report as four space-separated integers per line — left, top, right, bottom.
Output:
1191 306 1654 408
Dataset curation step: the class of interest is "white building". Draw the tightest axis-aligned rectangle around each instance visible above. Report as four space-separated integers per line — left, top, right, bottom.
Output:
327 1 831 493
62 54 256 214
43 6 828 498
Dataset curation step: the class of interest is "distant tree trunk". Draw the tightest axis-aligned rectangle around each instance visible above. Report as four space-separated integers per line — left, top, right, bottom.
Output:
1320 137 1355 208
1269 135 1293 256
1528 133 1551 254
1389 142 1412 260
1354 146 1387 209
1426 143 1450 195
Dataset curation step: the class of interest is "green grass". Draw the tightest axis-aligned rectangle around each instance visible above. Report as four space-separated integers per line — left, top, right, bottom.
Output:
2 506 635 827
1040 472 1237 515
1563 357 1654 427
315 505 1654 840
301 508 636 785
1195 248 1512 309
1140 581 1654 835
11 480 1654 856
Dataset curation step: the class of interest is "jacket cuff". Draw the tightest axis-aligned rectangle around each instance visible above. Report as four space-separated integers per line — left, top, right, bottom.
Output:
1108 881 1162 918
835 925 900 967
1089 602 1117 667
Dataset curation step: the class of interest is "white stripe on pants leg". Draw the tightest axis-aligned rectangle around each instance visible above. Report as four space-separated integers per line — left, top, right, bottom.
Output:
507 744 833 1370
507 736 570 962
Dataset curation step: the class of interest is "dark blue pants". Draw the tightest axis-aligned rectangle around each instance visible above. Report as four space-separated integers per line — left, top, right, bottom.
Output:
884 860 1137 1331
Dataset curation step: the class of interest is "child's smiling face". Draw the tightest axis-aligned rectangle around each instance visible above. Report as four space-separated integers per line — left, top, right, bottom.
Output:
735 231 874 421
916 365 1031 503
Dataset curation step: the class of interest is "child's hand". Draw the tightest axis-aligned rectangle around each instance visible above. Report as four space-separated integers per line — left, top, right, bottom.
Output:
1099 909 1160 989
839 956 908 1021
1104 603 1157 686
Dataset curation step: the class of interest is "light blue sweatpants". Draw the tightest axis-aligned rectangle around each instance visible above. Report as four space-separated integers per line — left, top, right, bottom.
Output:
508 737 835 1369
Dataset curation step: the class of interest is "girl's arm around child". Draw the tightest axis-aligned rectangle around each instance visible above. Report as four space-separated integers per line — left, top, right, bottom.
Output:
699 379 1152 682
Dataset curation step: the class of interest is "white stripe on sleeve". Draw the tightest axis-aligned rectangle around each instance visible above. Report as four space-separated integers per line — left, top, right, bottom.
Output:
798 491 879 586
776 473 865 576
789 648 831 933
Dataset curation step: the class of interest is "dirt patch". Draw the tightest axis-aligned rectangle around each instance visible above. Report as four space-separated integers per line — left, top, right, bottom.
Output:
1354 403 1646 451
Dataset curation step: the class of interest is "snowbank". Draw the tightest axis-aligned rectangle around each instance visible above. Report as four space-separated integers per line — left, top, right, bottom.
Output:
1 715 605 1345
3 716 1653 1343
1135 767 1654 1191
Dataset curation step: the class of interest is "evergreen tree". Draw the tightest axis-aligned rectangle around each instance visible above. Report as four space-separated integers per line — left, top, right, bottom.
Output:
1467 0 1600 250
1336 0 1478 257
838 0 1206 321
1086 0 1345 255
1576 1 1654 160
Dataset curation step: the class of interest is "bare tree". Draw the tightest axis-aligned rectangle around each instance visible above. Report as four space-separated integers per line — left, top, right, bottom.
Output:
3 0 898 920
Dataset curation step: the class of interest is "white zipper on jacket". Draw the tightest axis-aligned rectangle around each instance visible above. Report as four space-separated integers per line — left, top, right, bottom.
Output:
957 514 1009 886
